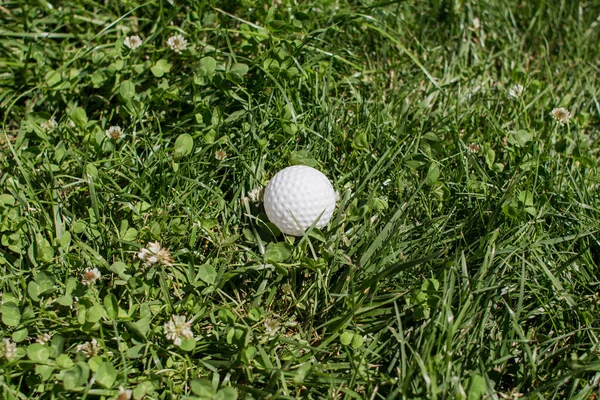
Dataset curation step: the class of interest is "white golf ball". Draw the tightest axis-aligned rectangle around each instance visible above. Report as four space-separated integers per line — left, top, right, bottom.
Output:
264 166 336 236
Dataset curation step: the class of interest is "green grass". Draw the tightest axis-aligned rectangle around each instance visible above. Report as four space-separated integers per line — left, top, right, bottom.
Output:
1 0 600 398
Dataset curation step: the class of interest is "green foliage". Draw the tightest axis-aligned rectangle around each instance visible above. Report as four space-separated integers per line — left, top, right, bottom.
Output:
289 150 319 167
1 302 20 327
0 0 599 398
467 373 487 399
197 264 217 285
26 344 50 362
406 278 441 320
173 133 194 159
226 63 249 83
150 59 172 78
95 361 117 388
264 242 292 263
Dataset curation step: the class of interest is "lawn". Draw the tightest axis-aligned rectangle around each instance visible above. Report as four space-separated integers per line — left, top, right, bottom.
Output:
1 0 600 398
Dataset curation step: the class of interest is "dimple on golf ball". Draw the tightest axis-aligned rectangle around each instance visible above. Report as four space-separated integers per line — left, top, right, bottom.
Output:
264 166 336 236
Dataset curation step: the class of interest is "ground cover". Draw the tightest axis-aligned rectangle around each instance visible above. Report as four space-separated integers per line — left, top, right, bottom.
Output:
1 0 600 398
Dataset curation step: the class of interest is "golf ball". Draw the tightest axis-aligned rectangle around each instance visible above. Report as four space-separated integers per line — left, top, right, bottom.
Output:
264 166 336 236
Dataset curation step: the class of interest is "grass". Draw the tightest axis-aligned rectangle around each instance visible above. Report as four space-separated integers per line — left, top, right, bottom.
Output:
1 0 600 398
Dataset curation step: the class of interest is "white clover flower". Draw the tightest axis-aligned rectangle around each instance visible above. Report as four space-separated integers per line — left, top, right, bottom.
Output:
215 149 227 161
247 187 264 203
81 268 101 286
163 315 193 345
40 117 58 131
124 35 142 50
551 107 571 126
508 84 524 99
468 143 481 153
264 318 280 336
499 388 525 399
117 386 133 400
76 338 100 357
1 338 17 361
138 241 173 267
166 34 187 54
105 126 124 140
36 333 52 345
